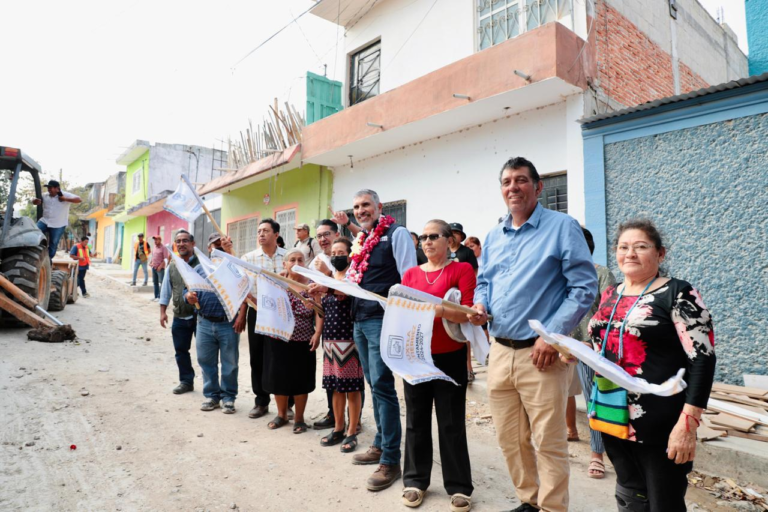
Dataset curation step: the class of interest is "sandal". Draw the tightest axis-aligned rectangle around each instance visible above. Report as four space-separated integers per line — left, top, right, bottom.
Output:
467 370 475 383
340 434 358 453
267 416 289 430
293 422 309 434
588 458 605 479
450 493 472 512
321 430 345 446
402 487 425 508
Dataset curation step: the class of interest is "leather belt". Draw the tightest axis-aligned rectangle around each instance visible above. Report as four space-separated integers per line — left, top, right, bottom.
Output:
495 337 537 349
198 313 228 323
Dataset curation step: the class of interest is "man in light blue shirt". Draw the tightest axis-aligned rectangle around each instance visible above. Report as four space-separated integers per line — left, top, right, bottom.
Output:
470 157 597 512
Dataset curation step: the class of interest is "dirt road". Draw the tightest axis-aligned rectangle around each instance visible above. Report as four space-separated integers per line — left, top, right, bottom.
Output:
0 270 649 511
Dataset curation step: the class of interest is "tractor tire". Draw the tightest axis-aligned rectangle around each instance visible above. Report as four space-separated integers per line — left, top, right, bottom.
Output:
0 246 52 317
67 267 79 304
48 269 69 312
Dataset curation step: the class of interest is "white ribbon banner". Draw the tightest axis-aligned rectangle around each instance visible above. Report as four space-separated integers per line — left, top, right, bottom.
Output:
380 285 457 386
254 274 295 342
163 174 204 223
528 320 687 396
443 288 491 366
170 252 213 293
291 265 387 308
206 260 251 322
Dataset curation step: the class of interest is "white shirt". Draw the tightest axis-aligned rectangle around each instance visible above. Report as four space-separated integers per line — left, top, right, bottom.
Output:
241 246 287 309
294 237 322 262
40 192 78 228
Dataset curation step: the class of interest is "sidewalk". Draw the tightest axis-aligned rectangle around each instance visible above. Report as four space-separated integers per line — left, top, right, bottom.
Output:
89 262 153 294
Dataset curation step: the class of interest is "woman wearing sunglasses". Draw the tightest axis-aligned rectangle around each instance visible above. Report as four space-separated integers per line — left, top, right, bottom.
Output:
399 219 476 512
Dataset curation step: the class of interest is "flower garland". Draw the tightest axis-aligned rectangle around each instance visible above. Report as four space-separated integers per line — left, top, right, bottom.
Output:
347 215 395 284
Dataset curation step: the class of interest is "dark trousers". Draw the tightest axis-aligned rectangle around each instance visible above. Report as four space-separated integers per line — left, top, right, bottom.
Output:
172 317 196 385
247 308 294 408
77 266 88 295
152 268 164 299
403 346 473 496
603 434 692 512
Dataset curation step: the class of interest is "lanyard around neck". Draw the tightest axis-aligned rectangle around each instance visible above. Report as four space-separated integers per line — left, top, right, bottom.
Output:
601 279 655 362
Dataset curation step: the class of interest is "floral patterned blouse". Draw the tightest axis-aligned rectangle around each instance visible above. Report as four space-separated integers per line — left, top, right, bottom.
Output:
588 278 716 444
289 290 316 343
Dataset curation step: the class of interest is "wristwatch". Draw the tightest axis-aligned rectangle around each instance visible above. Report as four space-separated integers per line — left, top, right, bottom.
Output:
345 219 351 227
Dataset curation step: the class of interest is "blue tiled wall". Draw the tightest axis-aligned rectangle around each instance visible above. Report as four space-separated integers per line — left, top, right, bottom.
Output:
602 113 768 383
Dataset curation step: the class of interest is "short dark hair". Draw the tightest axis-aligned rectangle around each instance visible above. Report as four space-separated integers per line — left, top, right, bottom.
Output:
176 229 194 242
277 236 285 248
613 218 664 251
466 236 481 248
80 236 89 242
581 227 595 255
317 219 339 233
332 238 353 253
499 156 540 185
259 218 280 234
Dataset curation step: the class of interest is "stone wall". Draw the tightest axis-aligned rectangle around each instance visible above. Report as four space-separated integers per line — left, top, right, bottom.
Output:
602 113 768 383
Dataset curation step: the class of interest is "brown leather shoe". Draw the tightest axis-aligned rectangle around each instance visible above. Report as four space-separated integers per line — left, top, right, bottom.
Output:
352 445 382 466
248 405 268 419
366 464 401 491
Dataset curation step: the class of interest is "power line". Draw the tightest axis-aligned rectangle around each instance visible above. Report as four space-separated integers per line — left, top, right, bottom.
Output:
383 0 438 72
232 0 327 70
289 5 323 66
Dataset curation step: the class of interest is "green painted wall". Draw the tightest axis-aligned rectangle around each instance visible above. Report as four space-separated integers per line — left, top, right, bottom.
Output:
125 152 150 208
121 216 147 270
221 164 333 234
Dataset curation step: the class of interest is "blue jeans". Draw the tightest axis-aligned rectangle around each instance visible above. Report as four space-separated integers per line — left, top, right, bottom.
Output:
152 268 164 298
36 221 65 260
172 317 196 385
354 317 401 466
77 266 88 295
196 317 239 402
132 259 148 285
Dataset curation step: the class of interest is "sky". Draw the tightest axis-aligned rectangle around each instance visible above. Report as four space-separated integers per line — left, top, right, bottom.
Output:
1 0 749 188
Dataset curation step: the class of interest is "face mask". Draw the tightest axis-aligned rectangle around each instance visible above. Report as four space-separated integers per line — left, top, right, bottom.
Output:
330 256 349 272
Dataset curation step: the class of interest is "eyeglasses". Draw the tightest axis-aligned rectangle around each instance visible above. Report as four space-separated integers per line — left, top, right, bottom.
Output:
616 244 654 254
176 238 191 244
316 232 334 239
418 234 445 242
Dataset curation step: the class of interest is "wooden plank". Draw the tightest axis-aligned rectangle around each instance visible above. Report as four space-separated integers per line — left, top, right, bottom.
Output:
0 294 53 329
744 374 768 391
708 412 756 432
708 398 768 426
726 429 768 443
712 383 768 399
697 425 727 441
0 274 39 310
711 392 768 410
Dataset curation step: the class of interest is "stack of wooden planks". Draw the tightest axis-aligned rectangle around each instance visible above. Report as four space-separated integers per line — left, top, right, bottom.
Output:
226 99 305 170
699 383 768 443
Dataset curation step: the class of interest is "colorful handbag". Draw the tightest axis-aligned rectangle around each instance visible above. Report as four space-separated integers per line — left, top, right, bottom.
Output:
588 374 630 439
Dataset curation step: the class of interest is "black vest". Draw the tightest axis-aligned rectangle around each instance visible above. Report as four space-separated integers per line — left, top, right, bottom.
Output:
353 222 403 322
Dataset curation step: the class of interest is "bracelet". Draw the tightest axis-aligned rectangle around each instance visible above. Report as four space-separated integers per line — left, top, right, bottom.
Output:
345 219 351 227
681 412 700 432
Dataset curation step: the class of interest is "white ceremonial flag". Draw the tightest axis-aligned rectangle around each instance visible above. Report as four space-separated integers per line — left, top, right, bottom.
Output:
206 260 251 322
164 174 204 223
194 247 218 276
291 265 387 308
211 249 261 288
254 274 295 342
170 252 214 293
380 285 457 386
443 288 491 366
528 320 687 396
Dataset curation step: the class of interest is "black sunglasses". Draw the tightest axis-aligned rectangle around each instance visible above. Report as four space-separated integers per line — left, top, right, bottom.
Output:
418 234 445 242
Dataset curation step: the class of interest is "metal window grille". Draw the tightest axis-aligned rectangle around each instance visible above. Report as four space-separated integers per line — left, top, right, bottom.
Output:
227 216 260 257
132 171 142 195
193 208 221 249
477 0 572 51
349 41 381 106
276 208 297 249
340 200 408 239
538 173 568 213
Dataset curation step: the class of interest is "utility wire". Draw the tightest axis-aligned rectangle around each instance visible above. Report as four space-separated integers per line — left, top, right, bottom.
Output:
383 0 438 71
232 0 327 70
289 5 323 66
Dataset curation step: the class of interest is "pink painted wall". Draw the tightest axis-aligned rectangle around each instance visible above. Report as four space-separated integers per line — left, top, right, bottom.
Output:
145 210 189 244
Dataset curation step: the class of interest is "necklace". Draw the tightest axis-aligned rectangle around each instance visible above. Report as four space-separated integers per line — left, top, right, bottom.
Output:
601 278 655 362
423 261 449 285
348 215 395 284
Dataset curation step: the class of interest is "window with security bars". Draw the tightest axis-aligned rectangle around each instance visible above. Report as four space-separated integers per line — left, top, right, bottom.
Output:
349 40 381 106
227 216 260 257
340 200 407 239
275 208 297 249
477 0 572 51
538 173 568 213
193 208 221 250
132 170 142 195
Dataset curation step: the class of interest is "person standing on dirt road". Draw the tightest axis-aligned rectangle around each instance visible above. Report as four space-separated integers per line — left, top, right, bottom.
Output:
31 180 82 260
131 234 151 286
149 235 171 302
159 230 199 395
184 232 246 415
69 236 91 298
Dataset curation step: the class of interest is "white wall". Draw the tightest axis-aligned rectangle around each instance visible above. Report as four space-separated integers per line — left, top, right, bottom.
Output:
331 99 586 242
344 0 475 97
148 144 227 198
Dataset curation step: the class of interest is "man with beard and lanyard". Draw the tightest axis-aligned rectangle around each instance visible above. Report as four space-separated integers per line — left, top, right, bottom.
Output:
237 218 289 420
317 190 416 491
309 219 366 433
159 230 199 395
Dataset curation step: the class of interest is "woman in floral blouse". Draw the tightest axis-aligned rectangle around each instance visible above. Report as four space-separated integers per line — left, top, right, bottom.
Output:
588 219 716 512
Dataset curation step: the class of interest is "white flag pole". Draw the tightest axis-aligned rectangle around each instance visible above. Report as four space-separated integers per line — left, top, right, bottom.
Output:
180 174 225 237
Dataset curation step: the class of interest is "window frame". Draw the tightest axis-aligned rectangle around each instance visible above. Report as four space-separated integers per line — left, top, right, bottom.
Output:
274 204 299 250
475 0 573 52
226 213 261 257
538 171 568 214
348 39 382 107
